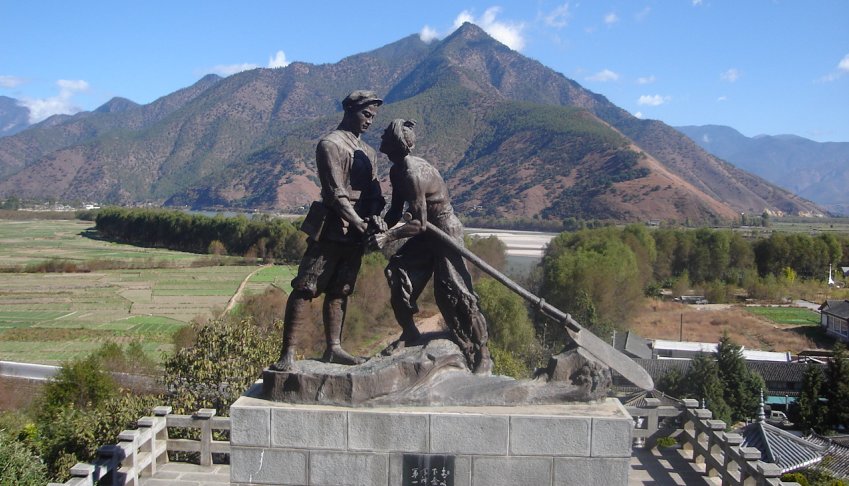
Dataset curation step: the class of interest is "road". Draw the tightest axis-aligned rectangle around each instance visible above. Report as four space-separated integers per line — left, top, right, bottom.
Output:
0 360 59 380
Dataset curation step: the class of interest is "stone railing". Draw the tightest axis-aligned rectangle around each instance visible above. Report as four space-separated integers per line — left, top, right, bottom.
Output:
47 406 231 486
627 398 802 486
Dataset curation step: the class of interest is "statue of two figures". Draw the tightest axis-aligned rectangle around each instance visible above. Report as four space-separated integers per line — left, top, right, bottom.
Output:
263 90 651 406
269 90 490 376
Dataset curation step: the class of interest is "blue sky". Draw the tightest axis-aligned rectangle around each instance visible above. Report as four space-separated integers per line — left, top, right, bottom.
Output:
2 1 848 142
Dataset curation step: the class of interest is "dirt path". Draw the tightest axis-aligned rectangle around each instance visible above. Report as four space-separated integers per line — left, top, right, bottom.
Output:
221 264 272 316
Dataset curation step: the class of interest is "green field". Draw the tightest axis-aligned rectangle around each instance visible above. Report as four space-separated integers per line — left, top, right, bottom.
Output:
0 219 295 365
743 306 821 327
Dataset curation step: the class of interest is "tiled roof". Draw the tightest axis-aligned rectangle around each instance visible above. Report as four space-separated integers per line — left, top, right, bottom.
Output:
805 433 849 479
620 389 681 407
820 300 849 319
613 359 826 396
622 359 824 384
738 421 825 473
613 331 653 360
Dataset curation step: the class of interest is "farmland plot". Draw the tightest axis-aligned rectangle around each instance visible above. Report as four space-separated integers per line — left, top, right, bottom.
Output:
0 219 293 364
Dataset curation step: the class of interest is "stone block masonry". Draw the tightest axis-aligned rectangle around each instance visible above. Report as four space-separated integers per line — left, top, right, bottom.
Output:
230 395 633 486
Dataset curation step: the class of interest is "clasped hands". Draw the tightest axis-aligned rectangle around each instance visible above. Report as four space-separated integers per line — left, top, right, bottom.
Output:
363 216 390 250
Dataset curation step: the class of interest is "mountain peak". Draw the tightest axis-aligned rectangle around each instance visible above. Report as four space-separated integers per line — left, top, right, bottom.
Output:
95 97 140 114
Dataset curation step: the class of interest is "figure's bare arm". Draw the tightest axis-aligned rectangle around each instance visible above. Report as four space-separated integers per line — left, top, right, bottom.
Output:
383 167 404 228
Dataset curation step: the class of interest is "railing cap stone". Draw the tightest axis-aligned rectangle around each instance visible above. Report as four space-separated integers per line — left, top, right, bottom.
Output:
70 462 95 476
740 447 762 460
118 429 140 441
722 432 743 445
682 399 699 408
757 462 783 477
195 408 217 419
153 405 173 416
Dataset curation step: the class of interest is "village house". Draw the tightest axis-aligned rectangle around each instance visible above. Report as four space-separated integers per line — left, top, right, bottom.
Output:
819 299 849 343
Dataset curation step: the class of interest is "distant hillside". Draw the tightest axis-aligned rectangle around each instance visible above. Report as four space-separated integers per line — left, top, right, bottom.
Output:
0 24 824 223
677 125 849 215
0 96 30 137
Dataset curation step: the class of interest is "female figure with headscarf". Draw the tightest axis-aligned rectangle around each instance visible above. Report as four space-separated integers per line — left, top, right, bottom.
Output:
371 119 492 375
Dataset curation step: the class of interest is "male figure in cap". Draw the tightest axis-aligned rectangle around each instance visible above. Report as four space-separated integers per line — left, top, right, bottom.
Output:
271 90 385 371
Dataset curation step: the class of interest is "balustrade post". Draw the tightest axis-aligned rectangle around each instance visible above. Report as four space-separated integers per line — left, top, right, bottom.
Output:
739 447 761 485
703 419 726 477
720 432 743 486
195 408 217 466
756 462 782 486
692 408 712 464
681 399 699 452
117 429 140 485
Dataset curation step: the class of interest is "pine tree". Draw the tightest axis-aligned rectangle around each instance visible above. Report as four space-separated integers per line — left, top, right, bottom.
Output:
715 332 764 422
796 362 827 433
826 343 849 430
686 353 732 425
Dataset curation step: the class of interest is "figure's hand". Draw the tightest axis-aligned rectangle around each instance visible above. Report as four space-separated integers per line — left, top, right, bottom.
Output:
363 215 388 235
367 231 390 250
373 217 388 234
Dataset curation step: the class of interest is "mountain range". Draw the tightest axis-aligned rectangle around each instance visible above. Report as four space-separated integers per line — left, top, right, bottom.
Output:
0 96 31 137
676 125 848 216
0 23 825 223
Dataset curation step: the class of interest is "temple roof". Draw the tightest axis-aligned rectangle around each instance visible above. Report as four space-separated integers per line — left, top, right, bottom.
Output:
738 421 825 473
804 433 849 479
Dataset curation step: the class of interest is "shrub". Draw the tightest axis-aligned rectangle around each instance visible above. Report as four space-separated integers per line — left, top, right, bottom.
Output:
0 430 47 486
656 436 678 448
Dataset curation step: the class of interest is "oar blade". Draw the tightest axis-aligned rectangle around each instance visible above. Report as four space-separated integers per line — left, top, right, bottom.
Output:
567 327 654 390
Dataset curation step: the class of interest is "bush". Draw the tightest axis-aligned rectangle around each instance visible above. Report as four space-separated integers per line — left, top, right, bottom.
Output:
656 436 678 448
0 430 47 485
490 344 531 379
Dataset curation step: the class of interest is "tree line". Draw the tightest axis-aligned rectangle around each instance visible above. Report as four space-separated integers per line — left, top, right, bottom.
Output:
94 207 306 262
536 225 848 348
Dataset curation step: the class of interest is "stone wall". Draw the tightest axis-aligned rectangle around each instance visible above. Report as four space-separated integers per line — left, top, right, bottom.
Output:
230 396 633 486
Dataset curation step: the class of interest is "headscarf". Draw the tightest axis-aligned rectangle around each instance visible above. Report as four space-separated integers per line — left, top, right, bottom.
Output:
387 119 417 155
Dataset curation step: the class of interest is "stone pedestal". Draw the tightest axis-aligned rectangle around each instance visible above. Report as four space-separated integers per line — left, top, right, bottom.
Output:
230 392 632 485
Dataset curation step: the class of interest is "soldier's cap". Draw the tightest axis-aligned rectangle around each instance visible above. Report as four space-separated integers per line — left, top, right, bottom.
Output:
342 90 383 111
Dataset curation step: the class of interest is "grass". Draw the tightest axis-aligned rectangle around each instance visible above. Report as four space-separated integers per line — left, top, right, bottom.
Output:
743 306 821 327
0 218 296 365
629 300 831 353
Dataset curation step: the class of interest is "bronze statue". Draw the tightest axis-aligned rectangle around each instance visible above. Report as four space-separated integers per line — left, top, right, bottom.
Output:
371 119 492 375
271 90 386 371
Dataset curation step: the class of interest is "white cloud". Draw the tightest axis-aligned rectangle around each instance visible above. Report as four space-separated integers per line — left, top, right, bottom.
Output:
717 95 728 102
586 69 619 82
267 50 289 68
692 0 703 6
635 7 652 21
210 63 258 76
453 7 526 51
0 75 26 88
702 134 711 143
818 53 849 82
544 3 571 28
419 25 439 43
839 53 849 72
634 111 644 119
636 75 656 85
604 12 619 25
637 94 669 106
720 68 740 82
20 79 89 123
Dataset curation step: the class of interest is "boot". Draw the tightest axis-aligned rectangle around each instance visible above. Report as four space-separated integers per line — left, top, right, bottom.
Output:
322 295 364 365
270 292 309 371
472 344 492 376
